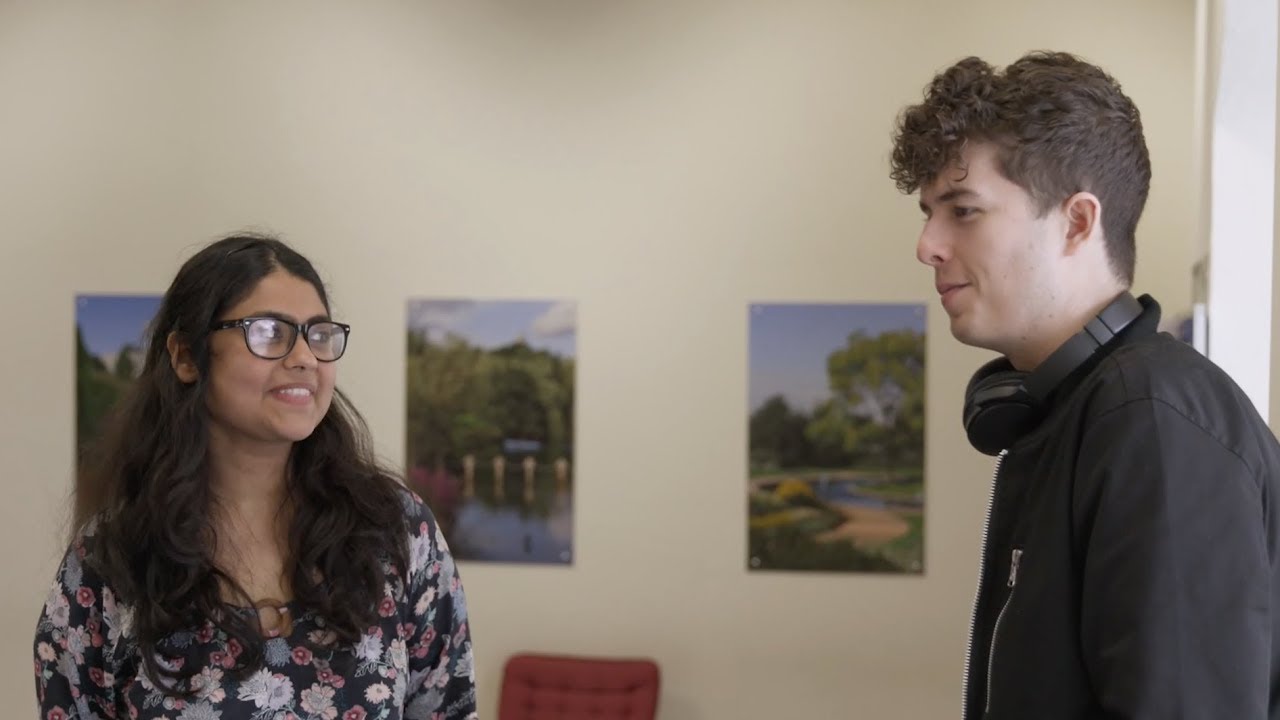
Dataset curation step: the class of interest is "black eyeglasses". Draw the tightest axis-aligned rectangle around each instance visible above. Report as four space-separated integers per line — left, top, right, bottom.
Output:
210 317 351 362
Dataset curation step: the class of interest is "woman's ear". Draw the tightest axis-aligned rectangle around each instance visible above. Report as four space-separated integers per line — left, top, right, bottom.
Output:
166 332 199 383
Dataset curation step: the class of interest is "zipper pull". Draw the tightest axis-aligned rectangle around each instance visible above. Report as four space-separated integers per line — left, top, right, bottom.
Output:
1008 549 1022 588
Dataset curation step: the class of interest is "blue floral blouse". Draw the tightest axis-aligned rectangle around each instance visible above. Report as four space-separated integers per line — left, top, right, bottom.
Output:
33 491 477 720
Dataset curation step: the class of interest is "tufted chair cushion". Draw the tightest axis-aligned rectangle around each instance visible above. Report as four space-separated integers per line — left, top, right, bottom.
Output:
496 652 661 720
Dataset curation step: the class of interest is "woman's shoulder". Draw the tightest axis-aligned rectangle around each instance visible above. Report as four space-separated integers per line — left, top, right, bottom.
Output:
394 483 441 535
39 516 136 651
391 484 459 581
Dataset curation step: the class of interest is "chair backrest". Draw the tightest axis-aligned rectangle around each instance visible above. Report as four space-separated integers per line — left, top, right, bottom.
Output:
497 652 661 720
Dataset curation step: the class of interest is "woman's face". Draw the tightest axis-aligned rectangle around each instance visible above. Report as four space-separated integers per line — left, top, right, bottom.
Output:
202 269 339 452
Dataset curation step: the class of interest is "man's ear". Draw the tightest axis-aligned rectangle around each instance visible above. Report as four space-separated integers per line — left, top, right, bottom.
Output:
1062 191 1102 255
166 332 199 384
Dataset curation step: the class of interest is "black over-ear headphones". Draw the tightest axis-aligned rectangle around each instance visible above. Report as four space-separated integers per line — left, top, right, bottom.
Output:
962 292 1144 456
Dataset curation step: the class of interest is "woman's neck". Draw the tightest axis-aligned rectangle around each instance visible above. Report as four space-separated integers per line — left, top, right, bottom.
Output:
206 438 296 604
206 432 292 521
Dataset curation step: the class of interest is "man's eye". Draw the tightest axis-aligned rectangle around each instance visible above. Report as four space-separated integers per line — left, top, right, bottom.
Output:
953 207 977 219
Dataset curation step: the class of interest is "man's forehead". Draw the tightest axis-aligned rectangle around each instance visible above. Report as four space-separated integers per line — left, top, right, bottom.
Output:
920 173 977 205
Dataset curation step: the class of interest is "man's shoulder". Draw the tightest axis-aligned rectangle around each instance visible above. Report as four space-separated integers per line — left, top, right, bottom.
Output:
1083 333 1233 407
1078 332 1276 464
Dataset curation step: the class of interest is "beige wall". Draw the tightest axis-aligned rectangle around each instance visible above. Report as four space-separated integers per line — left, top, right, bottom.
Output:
0 1 1195 716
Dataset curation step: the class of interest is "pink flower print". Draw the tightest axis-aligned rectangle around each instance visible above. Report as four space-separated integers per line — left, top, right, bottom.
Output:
378 597 396 617
76 587 96 608
218 651 235 669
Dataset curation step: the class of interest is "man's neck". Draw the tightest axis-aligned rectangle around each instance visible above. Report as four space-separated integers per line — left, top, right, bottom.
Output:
1008 288 1129 372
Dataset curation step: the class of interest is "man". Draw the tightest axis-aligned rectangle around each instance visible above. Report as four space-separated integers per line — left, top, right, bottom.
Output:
890 51 1280 719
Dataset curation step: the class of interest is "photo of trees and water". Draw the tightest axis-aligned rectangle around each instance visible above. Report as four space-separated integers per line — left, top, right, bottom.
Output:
748 303 925 574
406 299 576 564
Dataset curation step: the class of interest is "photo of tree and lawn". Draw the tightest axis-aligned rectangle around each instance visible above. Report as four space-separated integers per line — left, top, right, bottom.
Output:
75 294 161 462
406 299 576 565
748 303 926 574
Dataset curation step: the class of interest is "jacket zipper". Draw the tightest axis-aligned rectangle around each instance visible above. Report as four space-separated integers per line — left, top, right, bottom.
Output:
985 548 1022 714
962 449 1006 720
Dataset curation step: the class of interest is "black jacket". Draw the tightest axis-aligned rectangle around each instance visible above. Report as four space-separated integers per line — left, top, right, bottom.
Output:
965 296 1280 719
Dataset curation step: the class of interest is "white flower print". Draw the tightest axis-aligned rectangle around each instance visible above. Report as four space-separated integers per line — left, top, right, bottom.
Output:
176 702 221 720
364 682 391 704
388 639 408 672
409 527 432 578
236 668 270 706
46 591 71 629
56 652 80 688
64 627 88 661
263 674 295 711
101 586 125 646
193 667 226 703
60 550 83 594
355 632 384 664
454 646 475 681
392 671 408 706
37 642 57 662
300 683 337 718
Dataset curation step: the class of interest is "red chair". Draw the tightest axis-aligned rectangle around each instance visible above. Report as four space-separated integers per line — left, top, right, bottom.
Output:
497 652 661 720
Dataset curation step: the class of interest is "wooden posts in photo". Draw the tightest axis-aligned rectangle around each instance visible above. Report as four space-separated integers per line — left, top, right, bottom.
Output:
493 455 506 501
523 456 536 505
462 454 475 498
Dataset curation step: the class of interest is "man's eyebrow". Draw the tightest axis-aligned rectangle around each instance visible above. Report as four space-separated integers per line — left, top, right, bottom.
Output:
920 188 978 213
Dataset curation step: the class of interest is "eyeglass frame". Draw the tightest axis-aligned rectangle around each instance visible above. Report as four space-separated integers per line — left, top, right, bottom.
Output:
209 316 352 362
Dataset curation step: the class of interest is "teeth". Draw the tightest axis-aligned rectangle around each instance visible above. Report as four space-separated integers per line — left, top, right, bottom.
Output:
277 388 312 397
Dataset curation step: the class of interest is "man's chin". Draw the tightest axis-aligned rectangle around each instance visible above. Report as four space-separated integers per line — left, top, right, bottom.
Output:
949 318 999 353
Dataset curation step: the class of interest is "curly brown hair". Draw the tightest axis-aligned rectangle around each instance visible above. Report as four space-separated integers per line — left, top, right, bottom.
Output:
889 51 1151 285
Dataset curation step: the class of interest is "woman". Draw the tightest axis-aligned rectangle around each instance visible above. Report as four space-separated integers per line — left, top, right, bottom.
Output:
35 234 476 719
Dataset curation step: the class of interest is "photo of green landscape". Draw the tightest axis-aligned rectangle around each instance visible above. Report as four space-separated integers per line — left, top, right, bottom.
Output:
75 294 161 462
406 299 576 564
748 302 926 574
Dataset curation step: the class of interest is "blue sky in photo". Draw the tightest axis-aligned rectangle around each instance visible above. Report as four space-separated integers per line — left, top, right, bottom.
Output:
407 299 576 358
76 294 163 357
749 302 925 413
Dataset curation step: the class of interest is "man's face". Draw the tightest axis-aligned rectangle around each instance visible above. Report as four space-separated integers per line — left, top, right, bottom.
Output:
916 142 1064 358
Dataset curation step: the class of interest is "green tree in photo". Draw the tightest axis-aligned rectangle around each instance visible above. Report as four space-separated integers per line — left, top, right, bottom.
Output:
114 345 138 380
749 395 812 472
406 332 488 469
406 330 576 472
824 329 925 475
75 326 129 459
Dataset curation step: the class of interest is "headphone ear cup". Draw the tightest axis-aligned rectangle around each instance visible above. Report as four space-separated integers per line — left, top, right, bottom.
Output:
963 368 1041 456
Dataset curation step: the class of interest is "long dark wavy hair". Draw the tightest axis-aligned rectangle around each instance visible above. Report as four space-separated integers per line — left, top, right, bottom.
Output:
74 233 410 692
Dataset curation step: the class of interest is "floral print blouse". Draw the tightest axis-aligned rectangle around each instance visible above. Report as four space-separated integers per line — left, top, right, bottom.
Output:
33 491 477 719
